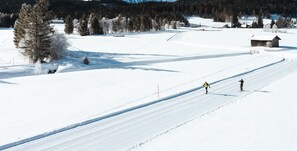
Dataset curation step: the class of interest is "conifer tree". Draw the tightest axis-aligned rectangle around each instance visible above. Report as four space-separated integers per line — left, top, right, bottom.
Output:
23 0 54 63
112 17 120 33
64 15 73 34
127 18 134 32
88 13 96 35
257 16 264 28
88 13 103 35
231 13 241 28
140 16 152 32
90 16 103 35
79 14 89 36
270 20 276 28
15 0 54 63
13 4 32 48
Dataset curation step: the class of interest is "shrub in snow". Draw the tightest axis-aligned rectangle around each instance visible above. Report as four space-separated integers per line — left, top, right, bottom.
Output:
83 57 89 65
47 69 57 74
50 30 70 60
34 59 42 74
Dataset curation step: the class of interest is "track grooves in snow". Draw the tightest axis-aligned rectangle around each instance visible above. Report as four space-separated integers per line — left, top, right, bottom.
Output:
2 58 297 151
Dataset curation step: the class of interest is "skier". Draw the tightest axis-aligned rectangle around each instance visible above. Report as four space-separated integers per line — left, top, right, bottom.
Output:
203 81 210 94
239 79 244 91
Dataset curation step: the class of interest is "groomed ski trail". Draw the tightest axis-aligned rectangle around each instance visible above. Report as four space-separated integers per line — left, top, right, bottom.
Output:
2 57 297 151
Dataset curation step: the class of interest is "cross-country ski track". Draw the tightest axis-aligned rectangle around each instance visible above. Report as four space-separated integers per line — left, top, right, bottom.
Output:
2 57 297 151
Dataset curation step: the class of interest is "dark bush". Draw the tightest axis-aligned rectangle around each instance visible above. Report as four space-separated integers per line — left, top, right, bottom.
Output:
83 57 89 65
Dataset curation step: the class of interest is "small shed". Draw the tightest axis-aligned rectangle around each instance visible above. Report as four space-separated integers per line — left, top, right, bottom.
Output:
251 35 281 47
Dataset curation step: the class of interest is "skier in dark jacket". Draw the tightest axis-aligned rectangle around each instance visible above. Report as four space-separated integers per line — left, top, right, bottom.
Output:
203 81 210 94
239 79 244 91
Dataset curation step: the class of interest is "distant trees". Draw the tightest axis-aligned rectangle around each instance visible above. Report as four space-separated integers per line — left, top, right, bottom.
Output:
14 0 68 63
276 17 287 28
272 24 278 33
231 13 241 28
257 16 264 28
0 13 17 27
251 16 264 28
78 14 89 36
1 0 297 30
90 16 103 35
64 15 73 34
88 13 103 35
270 20 276 28
140 15 152 32
68 12 186 36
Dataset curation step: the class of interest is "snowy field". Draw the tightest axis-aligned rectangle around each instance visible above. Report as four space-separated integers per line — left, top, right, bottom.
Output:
1 17 297 150
137 71 297 151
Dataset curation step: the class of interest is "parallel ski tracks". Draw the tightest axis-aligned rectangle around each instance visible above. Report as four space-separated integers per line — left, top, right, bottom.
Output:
3 58 297 151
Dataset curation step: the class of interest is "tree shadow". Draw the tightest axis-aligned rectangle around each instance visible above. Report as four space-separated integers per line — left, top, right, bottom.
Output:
265 46 297 52
0 50 249 79
57 50 180 72
254 90 271 93
0 80 17 85
209 92 237 97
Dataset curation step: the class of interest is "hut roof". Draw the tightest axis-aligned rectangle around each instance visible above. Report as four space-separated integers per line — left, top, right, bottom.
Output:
251 35 281 41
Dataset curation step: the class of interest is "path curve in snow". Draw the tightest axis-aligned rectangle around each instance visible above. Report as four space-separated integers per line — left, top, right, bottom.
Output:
2 57 297 151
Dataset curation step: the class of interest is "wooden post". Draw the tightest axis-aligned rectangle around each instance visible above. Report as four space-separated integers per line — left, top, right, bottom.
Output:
158 84 160 99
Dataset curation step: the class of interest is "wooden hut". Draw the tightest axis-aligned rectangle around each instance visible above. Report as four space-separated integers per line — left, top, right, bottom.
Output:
251 35 281 47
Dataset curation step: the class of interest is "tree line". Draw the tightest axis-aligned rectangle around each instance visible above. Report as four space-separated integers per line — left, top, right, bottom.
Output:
65 13 188 36
1 0 297 28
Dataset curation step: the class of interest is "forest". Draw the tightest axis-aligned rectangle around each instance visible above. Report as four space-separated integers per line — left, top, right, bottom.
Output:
1 0 297 28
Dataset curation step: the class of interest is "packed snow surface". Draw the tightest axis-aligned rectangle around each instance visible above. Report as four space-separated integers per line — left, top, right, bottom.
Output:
0 17 297 150
137 71 297 151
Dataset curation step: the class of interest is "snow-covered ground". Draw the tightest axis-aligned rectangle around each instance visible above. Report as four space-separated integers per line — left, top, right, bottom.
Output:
188 16 275 28
1 17 297 150
137 71 297 151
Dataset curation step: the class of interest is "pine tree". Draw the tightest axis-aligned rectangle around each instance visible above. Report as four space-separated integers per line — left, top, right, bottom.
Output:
134 16 141 32
88 13 96 35
270 20 276 28
112 17 120 33
257 16 263 28
13 4 32 48
90 16 103 35
101 17 109 35
88 13 103 35
127 18 134 32
64 15 73 34
140 16 152 32
23 0 54 63
231 13 241 28
79 14 89 36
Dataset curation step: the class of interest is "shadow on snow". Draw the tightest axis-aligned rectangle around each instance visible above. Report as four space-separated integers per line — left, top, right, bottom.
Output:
0 50 249 80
